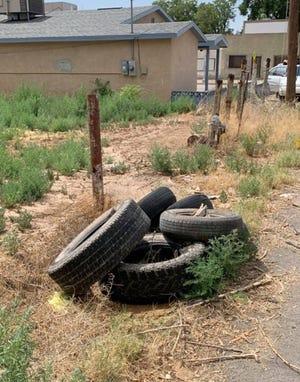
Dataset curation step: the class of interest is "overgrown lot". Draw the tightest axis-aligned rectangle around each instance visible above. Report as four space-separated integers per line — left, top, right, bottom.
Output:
0 85 299 381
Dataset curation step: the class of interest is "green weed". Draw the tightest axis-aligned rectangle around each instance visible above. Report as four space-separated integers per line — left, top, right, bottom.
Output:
47 140 89 176
2 229 20 256
184 231 255 299
101 137 110 147
193 144 216 174
10 209 32 231
277 149 300 168
0 208 5 233
110 161 129 174
237 176 262 198
149 144 172 174
172 148 197 174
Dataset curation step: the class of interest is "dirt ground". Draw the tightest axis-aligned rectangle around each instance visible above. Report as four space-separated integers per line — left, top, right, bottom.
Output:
0 105 300 381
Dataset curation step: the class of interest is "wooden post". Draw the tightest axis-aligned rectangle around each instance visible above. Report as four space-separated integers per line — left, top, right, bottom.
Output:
286 0 299 103
213 79 223 115
262 58 271 102
225 74 234 121
236 58 247 116
87 94 104 211
250 52 258 104
237 59 249 136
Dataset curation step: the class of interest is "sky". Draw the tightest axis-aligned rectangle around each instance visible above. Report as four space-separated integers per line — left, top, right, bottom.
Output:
47 0 247 32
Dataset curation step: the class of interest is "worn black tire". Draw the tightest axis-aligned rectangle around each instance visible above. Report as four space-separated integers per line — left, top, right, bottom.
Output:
167 194 213 210
160 208 244 242
48 199 150 295
137 186 176 230
100 234 204 304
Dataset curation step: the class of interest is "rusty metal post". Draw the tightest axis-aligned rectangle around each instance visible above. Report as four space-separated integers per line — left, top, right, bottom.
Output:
213 79 223 116
225 73 234 121
87 94 104 211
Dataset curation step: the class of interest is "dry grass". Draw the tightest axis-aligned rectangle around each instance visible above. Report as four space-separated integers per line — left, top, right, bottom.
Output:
0 99 299 381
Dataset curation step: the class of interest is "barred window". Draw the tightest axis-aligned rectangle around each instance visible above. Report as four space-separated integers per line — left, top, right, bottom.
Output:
229 55 246 68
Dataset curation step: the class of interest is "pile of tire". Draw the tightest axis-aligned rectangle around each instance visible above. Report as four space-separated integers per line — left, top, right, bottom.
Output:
48 186 246 304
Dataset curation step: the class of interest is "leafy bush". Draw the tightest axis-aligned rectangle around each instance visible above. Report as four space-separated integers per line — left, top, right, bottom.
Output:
237 176 262 198
2 229 20 256
277 149 300 168
169 96 196 113
172 148 197 174
0 167 52 207
193 144 216 174
93 78 112 97
149 144 172 174
184 231 255 299
46 140 89 176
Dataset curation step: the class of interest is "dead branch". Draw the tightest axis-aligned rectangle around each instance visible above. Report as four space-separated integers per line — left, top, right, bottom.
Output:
186 340 243 353
187 352 260 364
260 327 300 374
193 204 207 216
285 240 300 250
257 250 268 260
133 324 190 336
187 274 273 308
229 328 257 345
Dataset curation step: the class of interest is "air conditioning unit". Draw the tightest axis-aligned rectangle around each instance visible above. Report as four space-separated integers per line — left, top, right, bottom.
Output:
0 0 45 18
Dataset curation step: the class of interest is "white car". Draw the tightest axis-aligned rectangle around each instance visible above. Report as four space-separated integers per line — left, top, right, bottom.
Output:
278 65 300 100
268 64 287 94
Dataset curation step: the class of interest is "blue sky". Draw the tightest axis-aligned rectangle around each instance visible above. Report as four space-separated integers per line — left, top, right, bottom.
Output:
47 0 246 32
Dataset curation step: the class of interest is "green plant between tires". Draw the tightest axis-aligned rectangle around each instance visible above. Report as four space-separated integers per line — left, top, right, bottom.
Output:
184 230 256 299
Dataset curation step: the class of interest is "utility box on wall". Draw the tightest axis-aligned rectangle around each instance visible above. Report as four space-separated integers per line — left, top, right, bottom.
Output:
121 60 137 76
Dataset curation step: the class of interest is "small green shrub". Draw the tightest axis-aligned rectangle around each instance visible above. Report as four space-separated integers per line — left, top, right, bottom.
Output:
184 231 255 299
2 229 20 256
219 190 228 203
172 148 197 174
225 152 252 174
0 208 5 233
149 143 172 174
110 161 129 174
0 168 52 207
277 149 300 168
10 209 32 231
193 144 216 174
240 129 268 157
47 140 89 176
101 137 110 147
0 300 58 381
169 96 196 113
237 176 262 198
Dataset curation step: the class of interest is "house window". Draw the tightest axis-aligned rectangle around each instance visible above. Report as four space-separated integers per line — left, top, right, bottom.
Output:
229 55 246 68
151 17 155 23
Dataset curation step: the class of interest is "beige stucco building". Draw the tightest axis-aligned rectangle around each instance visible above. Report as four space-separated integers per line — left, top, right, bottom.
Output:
0 4 207 101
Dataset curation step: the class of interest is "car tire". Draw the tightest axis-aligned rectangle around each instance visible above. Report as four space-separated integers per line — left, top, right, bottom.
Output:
159 208 244 242
167 194 213 210
137 186 176 230
100 234 205 304
48 199 150 295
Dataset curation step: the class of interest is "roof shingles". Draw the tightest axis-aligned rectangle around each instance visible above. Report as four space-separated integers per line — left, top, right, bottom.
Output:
0 6 207 43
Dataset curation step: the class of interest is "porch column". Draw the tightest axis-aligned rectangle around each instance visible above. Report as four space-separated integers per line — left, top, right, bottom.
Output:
215 48 220 80
205 47 210 91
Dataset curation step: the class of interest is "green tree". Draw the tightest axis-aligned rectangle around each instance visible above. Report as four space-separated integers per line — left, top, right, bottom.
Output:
153 0 237 34
153 0 198 21
239 0 288 20
195 0 236 33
